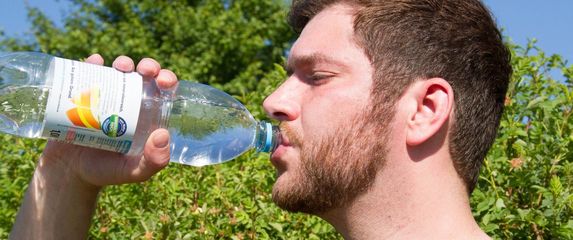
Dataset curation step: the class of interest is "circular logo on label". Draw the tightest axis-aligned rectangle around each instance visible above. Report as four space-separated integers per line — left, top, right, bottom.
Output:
101 114 127 138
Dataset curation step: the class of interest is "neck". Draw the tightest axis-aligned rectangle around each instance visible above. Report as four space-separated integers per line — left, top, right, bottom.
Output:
318 157 489 240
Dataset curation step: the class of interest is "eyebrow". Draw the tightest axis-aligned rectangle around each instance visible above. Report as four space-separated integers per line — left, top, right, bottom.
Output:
285 53 349 76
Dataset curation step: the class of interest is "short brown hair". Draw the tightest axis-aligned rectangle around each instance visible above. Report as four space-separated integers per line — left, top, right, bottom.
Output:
288 0 511 192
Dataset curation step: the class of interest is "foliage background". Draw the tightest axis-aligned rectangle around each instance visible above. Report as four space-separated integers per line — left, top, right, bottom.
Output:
0 0 572 239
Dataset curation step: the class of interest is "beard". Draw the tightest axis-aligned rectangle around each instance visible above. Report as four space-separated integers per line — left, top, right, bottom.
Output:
271 104 392 214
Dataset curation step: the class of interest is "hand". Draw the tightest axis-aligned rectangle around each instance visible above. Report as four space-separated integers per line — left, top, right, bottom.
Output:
41 54 178 189
10 54 179 239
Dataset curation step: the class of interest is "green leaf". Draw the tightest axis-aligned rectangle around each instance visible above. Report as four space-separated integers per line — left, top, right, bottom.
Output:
550 176 564 196
495 199 506 209
482 213 491 225
269 222 283 233
526 96 547 109
476 198 493 213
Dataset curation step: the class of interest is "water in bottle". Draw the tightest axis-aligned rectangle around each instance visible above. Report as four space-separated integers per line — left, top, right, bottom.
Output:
0 51 279 166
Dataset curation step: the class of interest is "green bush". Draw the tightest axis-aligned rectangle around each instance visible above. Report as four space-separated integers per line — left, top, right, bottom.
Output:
1 1 572 239
471 40 573 239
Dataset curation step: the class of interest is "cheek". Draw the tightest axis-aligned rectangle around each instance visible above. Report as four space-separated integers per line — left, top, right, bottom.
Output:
301 91 369 137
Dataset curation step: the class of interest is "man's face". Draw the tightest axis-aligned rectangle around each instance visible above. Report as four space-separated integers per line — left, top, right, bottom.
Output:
263 4 391 214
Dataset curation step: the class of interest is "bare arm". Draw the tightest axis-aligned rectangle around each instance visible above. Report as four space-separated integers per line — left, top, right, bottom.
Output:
10 151 101 239
10 55 178 240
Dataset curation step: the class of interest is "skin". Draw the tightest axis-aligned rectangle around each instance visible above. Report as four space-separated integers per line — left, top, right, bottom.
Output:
264 4 490 240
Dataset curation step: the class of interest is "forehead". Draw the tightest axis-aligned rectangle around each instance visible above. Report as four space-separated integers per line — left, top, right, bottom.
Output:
288 4 363 65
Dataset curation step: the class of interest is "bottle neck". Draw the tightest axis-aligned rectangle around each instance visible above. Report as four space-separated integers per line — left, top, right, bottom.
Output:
254 121 280 153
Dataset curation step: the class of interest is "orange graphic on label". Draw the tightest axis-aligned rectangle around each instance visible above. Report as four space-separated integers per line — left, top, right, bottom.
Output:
66 88 101 130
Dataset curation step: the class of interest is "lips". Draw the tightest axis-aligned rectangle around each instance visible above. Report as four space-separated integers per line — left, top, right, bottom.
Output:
278 132 292 147
270 133 293 167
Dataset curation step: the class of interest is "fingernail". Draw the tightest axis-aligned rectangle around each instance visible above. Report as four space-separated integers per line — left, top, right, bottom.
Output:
153 131 169 148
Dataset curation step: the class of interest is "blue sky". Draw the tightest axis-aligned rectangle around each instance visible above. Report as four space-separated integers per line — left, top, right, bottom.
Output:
1 0 572 63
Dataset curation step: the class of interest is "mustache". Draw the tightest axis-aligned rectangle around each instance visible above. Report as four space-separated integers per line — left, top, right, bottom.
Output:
279 122 303 147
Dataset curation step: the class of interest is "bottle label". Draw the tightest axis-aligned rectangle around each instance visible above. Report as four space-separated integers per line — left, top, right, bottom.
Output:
42 57 142 153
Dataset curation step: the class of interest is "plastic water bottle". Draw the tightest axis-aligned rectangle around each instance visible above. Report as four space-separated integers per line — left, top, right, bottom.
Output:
0 51 280 166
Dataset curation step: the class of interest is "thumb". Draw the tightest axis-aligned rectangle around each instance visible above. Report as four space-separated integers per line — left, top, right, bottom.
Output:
132 129 171 182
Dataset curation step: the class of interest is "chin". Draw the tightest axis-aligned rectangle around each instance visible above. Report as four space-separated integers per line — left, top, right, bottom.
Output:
273 169 291 187
273 168 301 194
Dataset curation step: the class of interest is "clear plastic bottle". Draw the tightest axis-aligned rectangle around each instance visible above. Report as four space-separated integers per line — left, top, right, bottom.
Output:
0 52 279 166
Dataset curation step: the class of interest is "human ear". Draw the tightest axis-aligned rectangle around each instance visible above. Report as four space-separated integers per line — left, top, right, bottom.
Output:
406 78 454 146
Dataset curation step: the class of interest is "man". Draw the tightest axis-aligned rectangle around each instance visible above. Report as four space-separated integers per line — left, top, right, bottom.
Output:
11 0 511 239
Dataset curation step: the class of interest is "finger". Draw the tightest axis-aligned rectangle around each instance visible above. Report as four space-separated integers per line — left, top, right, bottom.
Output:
136 58 161 78
85 54 104 65
112 55 135 72
156 69 178 90
130 129 171 182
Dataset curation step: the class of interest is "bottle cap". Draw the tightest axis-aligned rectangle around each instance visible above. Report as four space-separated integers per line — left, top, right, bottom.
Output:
262 121 273 152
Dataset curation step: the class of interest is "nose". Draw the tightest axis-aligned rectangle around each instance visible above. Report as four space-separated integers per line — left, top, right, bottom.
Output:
263 78 301 122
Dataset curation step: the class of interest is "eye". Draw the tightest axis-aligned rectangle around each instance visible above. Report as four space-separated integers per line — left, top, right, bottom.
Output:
306 72 334 85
